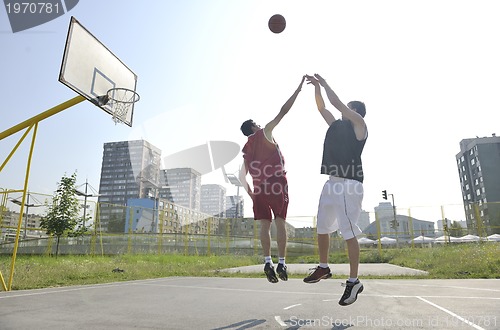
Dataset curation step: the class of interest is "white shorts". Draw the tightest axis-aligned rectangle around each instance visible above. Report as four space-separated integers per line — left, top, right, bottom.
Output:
316 176 363 240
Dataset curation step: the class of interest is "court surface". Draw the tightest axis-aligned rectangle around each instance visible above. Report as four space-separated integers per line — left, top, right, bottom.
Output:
1 274 499 329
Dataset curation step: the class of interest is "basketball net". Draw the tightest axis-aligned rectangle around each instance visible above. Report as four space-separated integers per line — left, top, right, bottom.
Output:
107 88 140 125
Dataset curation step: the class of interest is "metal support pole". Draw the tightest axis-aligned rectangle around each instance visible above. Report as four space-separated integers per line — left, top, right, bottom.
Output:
0 95 85 141
390 194 399 247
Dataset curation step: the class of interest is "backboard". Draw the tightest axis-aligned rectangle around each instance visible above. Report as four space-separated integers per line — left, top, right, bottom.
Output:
59 17 137 126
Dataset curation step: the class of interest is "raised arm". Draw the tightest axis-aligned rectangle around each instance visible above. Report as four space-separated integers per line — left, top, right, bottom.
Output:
314 73 367 140
305 74 335 126
263 76 305 139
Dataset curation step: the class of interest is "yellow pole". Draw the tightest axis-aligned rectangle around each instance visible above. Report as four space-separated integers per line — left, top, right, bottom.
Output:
375 212 382 256
206 217 211 256
0 270 7 291
226 218 230 254
97 203 104 256
0 126 32 173
127 206 133 254
253 218 258 256
0 95 85 141
473 203 485 238
8 123 38 290
158 208 164 255
408 208 414 248
184 222 189 255
440 205 449 244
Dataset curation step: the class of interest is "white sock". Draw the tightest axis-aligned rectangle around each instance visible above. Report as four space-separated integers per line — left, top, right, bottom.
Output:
265 256 273 265
319 263 329 268
278 257 285 265
348 277 358 283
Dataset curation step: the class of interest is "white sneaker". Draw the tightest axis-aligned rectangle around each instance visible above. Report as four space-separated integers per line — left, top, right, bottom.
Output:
339 279 363 306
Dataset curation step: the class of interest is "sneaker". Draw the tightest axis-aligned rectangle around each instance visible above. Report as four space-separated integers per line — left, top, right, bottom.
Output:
264 263 278 283
276 263 288 281
303 266 332 283
338 279 364 306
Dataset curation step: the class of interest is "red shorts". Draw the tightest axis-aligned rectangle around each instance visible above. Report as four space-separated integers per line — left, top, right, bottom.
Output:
252 175 288 221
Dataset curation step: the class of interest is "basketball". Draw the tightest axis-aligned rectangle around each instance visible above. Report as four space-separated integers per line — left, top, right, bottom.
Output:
268 14 286 34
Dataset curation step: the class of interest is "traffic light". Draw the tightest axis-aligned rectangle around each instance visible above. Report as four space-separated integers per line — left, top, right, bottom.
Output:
382 190 387 200
390 219 398 229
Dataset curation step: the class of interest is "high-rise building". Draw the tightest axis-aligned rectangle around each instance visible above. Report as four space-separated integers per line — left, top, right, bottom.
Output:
159 168 201 211
358 210 370 231
201 184 226 217
225 195 244 218
98 140 161 232
456 135 500 234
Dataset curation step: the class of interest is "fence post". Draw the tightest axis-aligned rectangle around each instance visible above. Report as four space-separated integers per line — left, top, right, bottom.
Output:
127 206 133 254
408 207 414 248
473 203 486 238
375 212 382 256
207 217 211 256
158 208 164 255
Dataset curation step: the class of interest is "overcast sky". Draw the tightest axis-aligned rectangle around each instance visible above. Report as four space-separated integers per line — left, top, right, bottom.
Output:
1 0 499 227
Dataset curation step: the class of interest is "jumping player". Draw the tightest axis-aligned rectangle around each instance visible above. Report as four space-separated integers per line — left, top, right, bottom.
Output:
303 73 367 306
239 76 305 283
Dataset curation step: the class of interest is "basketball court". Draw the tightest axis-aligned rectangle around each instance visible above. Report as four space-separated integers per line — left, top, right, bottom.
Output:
2 14 499 330
1 275 499 329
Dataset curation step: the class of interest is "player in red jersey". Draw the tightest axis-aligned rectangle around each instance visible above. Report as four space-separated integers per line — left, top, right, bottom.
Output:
239 76 305 283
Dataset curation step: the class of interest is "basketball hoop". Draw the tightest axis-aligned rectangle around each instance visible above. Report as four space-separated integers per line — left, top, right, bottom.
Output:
106 88 140 125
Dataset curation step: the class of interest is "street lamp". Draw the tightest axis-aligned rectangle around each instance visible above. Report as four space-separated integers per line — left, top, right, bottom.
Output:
10 192 43 239
226 173 242 218
74 180 100 228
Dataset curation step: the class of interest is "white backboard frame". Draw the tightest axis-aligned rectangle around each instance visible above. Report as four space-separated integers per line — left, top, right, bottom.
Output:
59 17 138 127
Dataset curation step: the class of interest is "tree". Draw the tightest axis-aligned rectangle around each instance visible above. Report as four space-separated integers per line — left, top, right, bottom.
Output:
107 214 125 233
40 172 88 257
449 221 465 237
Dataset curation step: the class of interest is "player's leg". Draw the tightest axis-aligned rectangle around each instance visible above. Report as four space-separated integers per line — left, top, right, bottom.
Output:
270 175 289 281
253 191 278 283
318 233 330 265
260 219 272 257
260 219 278 283
275 217 288 280
346 237 360 279
337 179 364 306
304 179 336 283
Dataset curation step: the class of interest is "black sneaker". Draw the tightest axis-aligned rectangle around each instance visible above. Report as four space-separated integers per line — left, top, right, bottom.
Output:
303 266 332 283
276 263 288 281
264 263 278 283
338 279 363 306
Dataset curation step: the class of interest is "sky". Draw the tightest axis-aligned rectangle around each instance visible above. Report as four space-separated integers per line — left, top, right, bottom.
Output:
1 0 499 227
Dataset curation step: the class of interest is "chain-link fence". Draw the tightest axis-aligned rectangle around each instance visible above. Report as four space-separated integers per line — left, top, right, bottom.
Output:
1 189 499 257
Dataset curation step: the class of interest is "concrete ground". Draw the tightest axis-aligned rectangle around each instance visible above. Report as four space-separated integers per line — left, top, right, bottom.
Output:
2 264 499 329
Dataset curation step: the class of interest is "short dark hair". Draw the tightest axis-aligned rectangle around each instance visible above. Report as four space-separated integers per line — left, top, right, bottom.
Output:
240 119 255 136
347 101 366 118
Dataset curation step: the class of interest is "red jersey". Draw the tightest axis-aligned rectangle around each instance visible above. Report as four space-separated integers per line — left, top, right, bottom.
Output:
242 129 286 187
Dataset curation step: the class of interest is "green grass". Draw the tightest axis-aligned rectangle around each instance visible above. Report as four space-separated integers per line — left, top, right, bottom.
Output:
1 243 498 290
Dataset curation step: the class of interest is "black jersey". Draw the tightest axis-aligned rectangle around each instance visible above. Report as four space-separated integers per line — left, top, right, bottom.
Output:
321 119 367 183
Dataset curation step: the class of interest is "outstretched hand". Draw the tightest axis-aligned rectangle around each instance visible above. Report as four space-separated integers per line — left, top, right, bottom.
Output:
314 73 327 86
305 74 319 87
